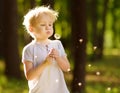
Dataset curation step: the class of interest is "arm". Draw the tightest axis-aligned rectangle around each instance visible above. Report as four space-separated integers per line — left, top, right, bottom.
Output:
23 56 52 80
56 56 70 72
50 48 70 72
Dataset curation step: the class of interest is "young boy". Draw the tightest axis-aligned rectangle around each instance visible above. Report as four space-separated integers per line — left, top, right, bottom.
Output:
22 6 70 93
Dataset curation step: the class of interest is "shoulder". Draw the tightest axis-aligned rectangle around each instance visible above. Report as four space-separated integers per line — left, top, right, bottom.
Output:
51 40 64 49
22 41 35 52
52 39 62 44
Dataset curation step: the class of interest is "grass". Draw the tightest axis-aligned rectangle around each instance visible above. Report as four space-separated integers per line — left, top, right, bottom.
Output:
86 55 120 93
0 61 28 93
0 54 120 93
0 77 28 93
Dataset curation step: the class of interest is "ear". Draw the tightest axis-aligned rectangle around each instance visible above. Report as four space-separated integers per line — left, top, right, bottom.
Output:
28 26 33 32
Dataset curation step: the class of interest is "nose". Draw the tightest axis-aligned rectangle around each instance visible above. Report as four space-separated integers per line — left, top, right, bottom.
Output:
46 25 51 30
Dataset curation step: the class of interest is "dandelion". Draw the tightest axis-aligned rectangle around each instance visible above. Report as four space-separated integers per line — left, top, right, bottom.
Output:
54 33 61 39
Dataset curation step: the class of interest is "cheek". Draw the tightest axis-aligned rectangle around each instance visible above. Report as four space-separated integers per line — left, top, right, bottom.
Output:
51 29 54 34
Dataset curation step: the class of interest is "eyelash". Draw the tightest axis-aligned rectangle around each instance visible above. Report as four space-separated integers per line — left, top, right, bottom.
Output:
40 24 53 26
40 24 45 26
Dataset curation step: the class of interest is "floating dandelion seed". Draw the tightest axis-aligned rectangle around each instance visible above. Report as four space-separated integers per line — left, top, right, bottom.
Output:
78 82 82 86
96 71 100 76
79 39 83 43
107 87 111 91
88 64 91 67
93 46 97 50
55 79 59 83
54 33 61 39
67 68 71 72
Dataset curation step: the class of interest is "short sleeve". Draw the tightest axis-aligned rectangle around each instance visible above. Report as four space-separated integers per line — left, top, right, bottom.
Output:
57 40 67 56
22 45 34 63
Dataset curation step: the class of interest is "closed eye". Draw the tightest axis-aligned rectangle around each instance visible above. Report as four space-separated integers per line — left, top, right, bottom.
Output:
40 24 45 26
49 24 53 26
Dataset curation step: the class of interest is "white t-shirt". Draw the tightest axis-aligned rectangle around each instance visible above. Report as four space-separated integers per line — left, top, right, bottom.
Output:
22 40 69 93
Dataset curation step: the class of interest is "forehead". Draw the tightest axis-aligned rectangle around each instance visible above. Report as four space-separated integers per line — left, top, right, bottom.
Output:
37 13 54 22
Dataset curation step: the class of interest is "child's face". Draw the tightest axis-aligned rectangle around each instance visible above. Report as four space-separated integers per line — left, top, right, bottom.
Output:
32 14 54 41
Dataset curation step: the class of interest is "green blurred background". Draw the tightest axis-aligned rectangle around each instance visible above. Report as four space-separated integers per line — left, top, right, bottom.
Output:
0 0 120 93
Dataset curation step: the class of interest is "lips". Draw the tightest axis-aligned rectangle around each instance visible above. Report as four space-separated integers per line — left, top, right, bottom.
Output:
46 31 51 34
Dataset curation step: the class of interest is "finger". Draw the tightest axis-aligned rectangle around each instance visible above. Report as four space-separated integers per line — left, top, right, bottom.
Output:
49 54 54 57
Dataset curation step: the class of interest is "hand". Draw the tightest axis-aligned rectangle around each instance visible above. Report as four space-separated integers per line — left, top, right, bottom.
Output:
49 48 60 59
45 54 53 64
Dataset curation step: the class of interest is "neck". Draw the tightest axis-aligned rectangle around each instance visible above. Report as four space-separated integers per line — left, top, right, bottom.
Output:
34 38 50 44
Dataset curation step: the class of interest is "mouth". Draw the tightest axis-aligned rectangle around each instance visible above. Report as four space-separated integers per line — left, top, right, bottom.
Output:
46 31 51 34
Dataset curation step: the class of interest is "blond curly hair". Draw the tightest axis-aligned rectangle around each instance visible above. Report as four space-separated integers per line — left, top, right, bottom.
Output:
23 6 58 38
